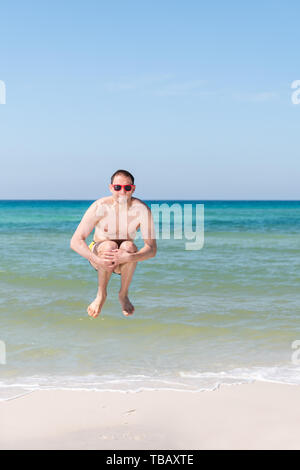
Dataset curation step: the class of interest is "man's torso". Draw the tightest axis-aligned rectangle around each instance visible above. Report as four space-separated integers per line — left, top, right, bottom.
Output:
92 196 147 242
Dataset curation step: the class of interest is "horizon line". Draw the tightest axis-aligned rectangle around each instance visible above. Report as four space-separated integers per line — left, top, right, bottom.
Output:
0 199 300 202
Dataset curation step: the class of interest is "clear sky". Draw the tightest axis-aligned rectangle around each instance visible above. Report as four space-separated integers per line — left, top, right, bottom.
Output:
0 0 299 199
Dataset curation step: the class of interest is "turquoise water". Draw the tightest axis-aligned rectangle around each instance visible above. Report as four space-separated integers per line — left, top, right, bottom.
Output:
0 200 300 399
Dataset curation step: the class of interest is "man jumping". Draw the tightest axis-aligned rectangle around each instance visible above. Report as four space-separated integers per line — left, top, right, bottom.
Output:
70 169 157 318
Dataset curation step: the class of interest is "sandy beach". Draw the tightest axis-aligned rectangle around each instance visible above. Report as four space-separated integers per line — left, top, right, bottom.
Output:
0 381 300 450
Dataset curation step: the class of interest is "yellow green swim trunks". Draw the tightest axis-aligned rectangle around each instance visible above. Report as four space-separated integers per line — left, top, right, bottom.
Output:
88 240 99 271
88 240 97 251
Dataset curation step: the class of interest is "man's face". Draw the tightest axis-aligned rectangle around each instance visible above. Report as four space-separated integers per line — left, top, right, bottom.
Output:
109 175 135 203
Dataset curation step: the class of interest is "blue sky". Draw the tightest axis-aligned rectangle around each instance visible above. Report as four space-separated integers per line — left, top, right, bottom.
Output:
0 0 299 199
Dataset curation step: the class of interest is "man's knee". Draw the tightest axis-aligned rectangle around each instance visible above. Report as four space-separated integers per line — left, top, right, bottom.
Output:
95 240 118 255
119 241 138 253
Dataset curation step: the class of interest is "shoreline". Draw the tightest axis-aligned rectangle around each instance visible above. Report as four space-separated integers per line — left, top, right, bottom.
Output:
0 378 299 402
1 381 300 450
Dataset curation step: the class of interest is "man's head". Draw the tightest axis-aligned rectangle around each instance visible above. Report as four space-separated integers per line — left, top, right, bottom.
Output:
109 169 135 203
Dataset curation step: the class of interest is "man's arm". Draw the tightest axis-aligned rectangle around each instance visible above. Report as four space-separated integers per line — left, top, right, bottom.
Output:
70 200 102 265
127 205 157 263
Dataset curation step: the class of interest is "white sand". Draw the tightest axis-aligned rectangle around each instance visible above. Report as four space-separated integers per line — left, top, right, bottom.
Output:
0 381 300 450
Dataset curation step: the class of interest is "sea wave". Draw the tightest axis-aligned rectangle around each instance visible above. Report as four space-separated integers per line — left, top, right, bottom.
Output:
1 365 300 401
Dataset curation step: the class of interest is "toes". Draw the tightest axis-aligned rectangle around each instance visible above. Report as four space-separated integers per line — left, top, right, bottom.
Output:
122 308 134 316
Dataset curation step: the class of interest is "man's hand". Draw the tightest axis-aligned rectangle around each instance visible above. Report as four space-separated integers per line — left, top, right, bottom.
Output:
93 252 116 272
109 249 131 265
92 249 130 272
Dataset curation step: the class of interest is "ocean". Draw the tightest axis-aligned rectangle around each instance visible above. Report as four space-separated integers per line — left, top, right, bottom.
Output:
0 200 300 400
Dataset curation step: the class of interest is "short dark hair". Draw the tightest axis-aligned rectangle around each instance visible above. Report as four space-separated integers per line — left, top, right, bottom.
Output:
111 169 134 184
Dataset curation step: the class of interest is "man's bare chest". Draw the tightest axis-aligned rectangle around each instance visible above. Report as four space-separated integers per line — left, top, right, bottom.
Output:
95 205 141 239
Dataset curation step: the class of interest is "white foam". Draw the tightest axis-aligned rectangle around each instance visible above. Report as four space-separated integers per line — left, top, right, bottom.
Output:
0 365 300 401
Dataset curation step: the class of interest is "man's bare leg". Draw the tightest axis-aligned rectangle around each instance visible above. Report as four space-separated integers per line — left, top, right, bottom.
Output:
117 241 138 316
87 241 118 318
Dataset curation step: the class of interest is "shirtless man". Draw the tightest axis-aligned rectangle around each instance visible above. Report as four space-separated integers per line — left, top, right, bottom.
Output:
70 169 157 318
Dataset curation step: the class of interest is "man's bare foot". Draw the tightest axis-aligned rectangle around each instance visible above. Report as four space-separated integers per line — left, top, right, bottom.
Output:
87 293 107 318
118 293 135 316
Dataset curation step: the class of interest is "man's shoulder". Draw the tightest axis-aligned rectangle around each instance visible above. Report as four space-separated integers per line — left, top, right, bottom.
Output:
131 197 151 211
85 197 113 218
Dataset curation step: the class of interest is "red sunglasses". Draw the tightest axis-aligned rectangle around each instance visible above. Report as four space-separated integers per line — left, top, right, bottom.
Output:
112 184 135 192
